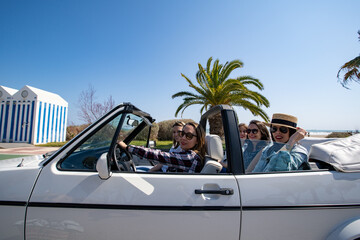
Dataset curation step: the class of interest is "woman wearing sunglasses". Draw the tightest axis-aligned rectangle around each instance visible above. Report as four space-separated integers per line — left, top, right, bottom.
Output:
118 122 206 173
252 113 308 172
149 121 185 172
243 120 270 169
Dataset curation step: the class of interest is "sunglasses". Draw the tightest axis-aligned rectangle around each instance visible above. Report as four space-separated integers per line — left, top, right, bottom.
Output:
179 131 197 140
271 126 289 134
246 129 259 134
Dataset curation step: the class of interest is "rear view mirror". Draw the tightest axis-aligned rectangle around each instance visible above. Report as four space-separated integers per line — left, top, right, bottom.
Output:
127 116 139 127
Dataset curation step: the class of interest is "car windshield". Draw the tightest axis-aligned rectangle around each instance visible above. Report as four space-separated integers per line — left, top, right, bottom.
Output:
59 113 145 171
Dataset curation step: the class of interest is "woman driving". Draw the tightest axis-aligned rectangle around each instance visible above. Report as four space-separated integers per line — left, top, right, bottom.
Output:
118 122 206 173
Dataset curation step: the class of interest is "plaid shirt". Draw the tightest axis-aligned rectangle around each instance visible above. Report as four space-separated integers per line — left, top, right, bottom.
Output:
128 145 203 173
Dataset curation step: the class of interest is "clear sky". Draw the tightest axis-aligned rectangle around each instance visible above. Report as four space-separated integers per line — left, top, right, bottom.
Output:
1 0 359 131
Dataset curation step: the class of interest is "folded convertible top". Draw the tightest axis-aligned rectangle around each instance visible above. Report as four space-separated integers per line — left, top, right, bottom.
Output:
309 134 360 172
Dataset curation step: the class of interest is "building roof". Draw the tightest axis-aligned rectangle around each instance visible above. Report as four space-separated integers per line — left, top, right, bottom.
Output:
0 86 18 100
13 85 68 106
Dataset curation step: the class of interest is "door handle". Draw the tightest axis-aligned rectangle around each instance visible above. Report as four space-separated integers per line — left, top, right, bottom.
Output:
195 188 234 195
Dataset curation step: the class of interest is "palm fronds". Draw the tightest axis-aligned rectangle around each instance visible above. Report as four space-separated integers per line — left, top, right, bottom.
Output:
172 57 270 121
337 55 360 88
337 30 360 88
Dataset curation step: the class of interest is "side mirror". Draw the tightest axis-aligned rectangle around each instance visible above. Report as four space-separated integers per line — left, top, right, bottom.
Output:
96 153 112 180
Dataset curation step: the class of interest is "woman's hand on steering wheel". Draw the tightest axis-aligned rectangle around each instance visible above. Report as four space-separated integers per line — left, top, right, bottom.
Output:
118 141 128 150
113 141 135 172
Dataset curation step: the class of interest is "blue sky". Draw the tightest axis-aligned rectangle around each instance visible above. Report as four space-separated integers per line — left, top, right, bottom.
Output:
1 0 359 130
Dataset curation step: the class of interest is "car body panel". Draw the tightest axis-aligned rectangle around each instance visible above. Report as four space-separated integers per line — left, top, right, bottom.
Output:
0 166 41 240
326 217 360 240
237 171 360 239
0 206 25 240
241 208 360 239
26 155 241 239
26 208 240 240
238 171 360 206
0 167 41 201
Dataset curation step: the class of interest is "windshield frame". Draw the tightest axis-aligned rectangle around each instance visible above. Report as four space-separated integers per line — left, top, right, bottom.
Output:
47 103 154 169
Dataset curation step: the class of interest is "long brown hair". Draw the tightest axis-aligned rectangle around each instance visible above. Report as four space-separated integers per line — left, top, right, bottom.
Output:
249 120 270 140
184 122 206 165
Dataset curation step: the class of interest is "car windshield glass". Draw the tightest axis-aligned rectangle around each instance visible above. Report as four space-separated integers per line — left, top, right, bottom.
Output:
59 114 123 170
59 113 144 171
117 114 144 142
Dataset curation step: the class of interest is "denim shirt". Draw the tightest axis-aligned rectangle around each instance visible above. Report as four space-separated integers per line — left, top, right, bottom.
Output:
252 142 308 172
243 139 269 169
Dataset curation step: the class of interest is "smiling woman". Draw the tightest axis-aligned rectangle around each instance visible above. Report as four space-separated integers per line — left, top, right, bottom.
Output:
118 122 206 173
251 113 309 172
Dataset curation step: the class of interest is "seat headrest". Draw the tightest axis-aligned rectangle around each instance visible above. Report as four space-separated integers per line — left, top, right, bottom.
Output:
205 135 224 161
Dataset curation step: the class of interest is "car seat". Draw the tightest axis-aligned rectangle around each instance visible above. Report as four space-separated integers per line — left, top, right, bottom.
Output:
200 135 224 173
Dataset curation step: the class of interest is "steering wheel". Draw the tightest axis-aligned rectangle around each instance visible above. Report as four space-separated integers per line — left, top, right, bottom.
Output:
113 144 136 172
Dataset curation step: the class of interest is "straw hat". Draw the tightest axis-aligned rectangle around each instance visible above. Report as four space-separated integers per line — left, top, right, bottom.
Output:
265 113 298 129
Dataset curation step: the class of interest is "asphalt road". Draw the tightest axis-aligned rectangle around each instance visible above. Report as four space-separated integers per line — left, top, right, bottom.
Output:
0 143 59 160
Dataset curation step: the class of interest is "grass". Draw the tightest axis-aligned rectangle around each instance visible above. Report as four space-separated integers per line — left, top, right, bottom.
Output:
36 142 68 147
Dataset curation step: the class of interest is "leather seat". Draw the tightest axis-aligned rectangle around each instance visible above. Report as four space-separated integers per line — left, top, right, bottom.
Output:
201 135 224 173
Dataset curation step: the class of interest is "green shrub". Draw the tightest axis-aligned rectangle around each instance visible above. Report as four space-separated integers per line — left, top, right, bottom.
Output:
133 123 159 141
326 132 353 138
66 124 89 141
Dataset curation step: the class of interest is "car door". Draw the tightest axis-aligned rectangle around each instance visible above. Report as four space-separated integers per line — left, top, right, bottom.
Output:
237 170 360 240
26 107 241 240
232 136 360 240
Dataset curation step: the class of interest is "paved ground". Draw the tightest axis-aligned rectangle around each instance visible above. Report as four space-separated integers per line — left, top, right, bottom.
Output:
0 143 59 156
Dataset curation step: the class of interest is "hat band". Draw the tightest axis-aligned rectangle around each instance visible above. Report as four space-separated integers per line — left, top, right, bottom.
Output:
271 119 297 128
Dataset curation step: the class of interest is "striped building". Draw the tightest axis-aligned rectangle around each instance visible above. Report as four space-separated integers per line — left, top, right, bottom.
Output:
0 85 68 144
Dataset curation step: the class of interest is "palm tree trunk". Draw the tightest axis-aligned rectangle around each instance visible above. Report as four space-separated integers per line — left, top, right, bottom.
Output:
209 113 224 139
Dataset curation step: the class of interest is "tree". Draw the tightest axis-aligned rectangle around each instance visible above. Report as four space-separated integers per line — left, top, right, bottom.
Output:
337 30 360 88
78 85 115 124
172 57 270 136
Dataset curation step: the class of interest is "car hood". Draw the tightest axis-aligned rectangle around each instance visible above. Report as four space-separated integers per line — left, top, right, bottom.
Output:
0 155 46 168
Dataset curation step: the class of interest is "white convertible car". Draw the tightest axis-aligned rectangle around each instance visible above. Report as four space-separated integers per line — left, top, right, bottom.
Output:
1 103 360 240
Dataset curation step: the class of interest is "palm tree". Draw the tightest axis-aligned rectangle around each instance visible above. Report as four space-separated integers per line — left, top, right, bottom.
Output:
172 57 270 136
337 30 360 89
